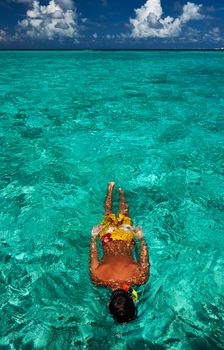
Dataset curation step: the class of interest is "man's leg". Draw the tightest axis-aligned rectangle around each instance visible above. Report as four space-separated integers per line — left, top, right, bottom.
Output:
118 188 129 216
104 182 115 215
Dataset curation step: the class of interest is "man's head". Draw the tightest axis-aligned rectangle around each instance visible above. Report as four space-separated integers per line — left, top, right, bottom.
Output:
108 289 137 323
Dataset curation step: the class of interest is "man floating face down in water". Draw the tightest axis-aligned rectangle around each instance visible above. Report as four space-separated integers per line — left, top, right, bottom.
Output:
90 182 150 323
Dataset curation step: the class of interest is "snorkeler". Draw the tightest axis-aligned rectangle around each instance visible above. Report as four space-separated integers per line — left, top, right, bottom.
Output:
90 182 149 323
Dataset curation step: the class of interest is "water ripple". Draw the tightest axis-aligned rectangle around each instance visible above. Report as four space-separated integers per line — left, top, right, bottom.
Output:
0 50 224 349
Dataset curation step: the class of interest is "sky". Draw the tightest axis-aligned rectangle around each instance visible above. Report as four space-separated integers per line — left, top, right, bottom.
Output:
0 0 223 49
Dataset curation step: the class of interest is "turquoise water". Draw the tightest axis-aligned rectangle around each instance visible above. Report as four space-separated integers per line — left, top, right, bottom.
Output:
0 50 224 349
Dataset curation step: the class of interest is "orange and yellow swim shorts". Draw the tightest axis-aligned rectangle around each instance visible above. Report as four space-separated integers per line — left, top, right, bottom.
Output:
100 213 135 244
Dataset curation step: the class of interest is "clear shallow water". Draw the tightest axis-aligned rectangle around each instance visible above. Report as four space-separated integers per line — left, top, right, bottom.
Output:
0 50 224 349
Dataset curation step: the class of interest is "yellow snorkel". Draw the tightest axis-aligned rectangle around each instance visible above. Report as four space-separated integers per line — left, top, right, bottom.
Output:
130 288 138 302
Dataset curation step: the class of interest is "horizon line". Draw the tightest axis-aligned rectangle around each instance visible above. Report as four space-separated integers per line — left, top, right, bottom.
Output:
0 48 224 51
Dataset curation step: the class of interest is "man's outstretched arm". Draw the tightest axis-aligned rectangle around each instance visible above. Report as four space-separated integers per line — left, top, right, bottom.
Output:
89 226 101 283
134 228 150 284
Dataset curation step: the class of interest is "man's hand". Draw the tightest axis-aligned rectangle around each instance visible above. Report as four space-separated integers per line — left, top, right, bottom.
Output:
134 227 144 239
91 225 101 238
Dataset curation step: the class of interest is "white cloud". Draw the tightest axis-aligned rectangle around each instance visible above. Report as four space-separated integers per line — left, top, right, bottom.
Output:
8 0 74 6
183 27 201 42
183 26 223 44
106 34 116 39
203 27 222 42
93 33 98 39
17 0 79 40
55 0 74 10
0 29 19 42
0 29 8 42
129 0 204 38
181 2 203 23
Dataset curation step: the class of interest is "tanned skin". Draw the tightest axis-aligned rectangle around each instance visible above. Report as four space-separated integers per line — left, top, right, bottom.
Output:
90 182 149 291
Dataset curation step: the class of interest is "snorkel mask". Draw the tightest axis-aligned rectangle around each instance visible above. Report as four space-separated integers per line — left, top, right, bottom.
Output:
122 284 138 302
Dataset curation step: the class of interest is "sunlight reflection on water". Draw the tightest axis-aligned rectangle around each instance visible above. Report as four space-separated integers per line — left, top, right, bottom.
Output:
0 51 224 350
